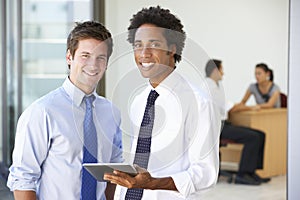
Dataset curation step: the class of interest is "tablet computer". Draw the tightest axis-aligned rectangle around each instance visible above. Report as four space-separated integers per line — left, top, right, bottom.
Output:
83 163 138 182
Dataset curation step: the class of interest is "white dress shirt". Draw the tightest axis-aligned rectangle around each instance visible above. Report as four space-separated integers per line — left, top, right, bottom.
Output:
116 71 221 199
7 77 123 200
205 78 233 120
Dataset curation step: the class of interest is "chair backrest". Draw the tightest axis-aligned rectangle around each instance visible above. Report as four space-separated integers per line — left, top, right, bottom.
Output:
280 93 287 108
220 138 236 147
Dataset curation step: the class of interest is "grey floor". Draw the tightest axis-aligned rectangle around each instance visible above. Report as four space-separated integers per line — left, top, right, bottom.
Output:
203 175 286 200
0 175 286 200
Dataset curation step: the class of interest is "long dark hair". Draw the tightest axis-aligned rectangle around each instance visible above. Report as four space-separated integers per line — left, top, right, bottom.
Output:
256 63 273 81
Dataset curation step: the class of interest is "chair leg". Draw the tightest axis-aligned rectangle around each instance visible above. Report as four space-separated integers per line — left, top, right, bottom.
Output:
219 170 234 183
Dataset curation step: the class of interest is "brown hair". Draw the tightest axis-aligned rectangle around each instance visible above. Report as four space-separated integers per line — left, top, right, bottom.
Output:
66 21 113 68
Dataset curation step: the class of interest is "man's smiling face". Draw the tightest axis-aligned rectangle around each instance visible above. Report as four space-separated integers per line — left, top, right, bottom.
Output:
133 24 176 87
67 38 108 94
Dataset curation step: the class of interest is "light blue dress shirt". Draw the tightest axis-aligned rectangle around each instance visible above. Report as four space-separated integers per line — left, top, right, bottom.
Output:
7 77 123 200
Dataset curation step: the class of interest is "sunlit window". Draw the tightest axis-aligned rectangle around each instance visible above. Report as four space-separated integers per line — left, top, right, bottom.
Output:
22 0 92 108
0 0 92 168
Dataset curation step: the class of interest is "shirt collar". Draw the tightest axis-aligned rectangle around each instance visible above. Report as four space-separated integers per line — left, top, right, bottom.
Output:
205 77 219 88
147 70 183 96
62 77 97 107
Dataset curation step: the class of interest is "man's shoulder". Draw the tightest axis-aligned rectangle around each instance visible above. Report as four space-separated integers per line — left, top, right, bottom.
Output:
17 87 63 124
95 95 121 115
95 95 115 106
23 87 64 112
179 78 211 102
37 87 64 104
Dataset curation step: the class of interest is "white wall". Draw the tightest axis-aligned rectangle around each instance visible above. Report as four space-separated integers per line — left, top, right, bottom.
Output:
105 0 289 104
104 0 289 161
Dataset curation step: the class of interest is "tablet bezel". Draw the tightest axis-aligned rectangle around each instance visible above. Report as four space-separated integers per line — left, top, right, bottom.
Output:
83 163 138 182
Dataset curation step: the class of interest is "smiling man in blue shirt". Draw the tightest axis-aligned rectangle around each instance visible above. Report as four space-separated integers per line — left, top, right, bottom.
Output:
7 21 123 200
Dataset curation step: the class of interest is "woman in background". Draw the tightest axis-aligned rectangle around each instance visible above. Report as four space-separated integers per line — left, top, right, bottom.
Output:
232 63 281 112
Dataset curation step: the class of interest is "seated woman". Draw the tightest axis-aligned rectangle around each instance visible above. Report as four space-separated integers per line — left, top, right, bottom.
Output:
232 63 281 112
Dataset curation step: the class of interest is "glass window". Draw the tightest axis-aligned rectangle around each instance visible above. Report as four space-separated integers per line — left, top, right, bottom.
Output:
0 1 3 162
0 0 92 168
5 0 20 169
22 0 92 108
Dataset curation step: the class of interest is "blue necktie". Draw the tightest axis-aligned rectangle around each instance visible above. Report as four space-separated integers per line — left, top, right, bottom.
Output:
125 90 159 200
81 95 97 200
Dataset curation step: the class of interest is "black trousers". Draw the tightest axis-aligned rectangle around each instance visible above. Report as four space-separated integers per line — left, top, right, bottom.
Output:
221 121 265 174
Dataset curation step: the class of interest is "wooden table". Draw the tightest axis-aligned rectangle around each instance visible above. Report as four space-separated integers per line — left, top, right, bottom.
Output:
225 108 287 178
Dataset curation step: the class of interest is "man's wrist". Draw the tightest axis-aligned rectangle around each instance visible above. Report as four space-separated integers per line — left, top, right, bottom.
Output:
145 177 177 191
146 177 158 190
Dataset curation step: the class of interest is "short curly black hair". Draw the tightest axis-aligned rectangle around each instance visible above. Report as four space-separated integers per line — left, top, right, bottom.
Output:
127 6 186 63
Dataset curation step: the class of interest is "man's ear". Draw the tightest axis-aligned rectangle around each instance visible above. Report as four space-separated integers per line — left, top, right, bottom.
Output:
66 50 73 65
169 44 177 56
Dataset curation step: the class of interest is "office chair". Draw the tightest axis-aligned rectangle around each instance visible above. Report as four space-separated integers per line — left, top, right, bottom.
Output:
280 93 287 108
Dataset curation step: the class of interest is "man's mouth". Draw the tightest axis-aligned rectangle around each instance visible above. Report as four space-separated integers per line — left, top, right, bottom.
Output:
141 62 155 68
84 70 98 76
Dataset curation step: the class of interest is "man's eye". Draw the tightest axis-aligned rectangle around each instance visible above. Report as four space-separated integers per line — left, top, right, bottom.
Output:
133 43 142 49
150 43 160 48
97 56 107 62
81 54 89 58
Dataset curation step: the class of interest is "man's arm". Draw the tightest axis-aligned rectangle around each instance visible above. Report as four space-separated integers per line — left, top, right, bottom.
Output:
8 106 48 199
104 168 177 191
105 182 117 200
146 176 177 191
14 190 36 200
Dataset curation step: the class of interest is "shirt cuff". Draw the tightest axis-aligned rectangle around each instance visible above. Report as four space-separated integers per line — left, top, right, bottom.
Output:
7 174 37 192
171 171 195 198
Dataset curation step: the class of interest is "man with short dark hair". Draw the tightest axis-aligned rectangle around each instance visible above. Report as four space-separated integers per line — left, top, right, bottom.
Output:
7 21 123 200
104 6 220 199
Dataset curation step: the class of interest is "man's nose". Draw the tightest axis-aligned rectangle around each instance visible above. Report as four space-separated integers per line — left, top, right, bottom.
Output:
85 57 97 67
140 46 152 58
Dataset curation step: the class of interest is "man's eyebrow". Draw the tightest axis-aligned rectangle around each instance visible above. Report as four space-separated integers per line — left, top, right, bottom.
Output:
80 51 91 54
97 54 107 57
149 39 162 42
79 51 107 58
134 39 163 43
